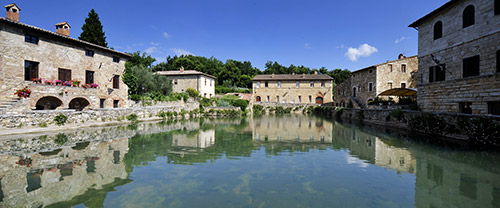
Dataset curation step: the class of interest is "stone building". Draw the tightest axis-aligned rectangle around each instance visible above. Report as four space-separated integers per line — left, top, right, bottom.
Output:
156 67 216 98
0 3 130 111
334 55 418 108
409 0 500 115
252 72 334 105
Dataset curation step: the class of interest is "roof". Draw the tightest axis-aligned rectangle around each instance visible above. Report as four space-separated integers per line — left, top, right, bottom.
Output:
4 3 20 10
378 88 417 96
252 74 333 81
351 55 418 74
409 0 460 28
225 93 252 101
55 22 71 28
155 70 217 79
0 17 130 58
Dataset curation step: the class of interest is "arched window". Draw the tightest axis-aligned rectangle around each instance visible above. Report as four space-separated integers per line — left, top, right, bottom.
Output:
463 5 475 28
434 21 442 40
495 0 500 15
256 96 261 102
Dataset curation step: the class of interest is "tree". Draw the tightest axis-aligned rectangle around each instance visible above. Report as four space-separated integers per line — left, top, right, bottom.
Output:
79 9 108 47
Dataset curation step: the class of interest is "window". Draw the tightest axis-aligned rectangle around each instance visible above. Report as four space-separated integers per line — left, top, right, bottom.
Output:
85 49 94 57
388 82 393 89
434 21 443 40
256 82 260 88
463 5 475 28
298 96 301 103
113 75 120 89
296 81 300 88
24 60 39 81
174 79 178 85
24 34 38 44
488 101 500 115
58 68 72 82
113 57 120 63
401 64 407 73
265 82 268 88
496 0 500 15
113 100 119 108
277 81 281 88
389 64 393 72
309 96 312 103
321 81 325 88
429 64 446 82
85 71 94 84
459 102 472 114
310 81 314 88
210 80 212 87
368 83 373 92
463 55 480 78
266 96 270 102
100 99 105 108
276 96 279 103
204 93 207 97
205 79 207 86
256 96 261 102
401 83 406 89
497 50 500 73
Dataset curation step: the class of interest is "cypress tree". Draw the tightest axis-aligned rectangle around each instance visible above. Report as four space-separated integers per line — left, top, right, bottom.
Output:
79 9 108 47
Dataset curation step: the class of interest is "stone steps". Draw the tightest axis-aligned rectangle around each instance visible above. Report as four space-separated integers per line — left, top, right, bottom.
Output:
0 97 21 113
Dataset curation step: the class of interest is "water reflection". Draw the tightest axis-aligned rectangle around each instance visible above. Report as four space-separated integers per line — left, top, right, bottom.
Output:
0 116 497 207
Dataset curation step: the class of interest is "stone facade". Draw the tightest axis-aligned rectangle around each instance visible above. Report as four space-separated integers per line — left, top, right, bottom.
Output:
250 115 332 143
0 5 130 112
156 69 216 98
409 0 500 115
252 73 334 105
334 55 418 108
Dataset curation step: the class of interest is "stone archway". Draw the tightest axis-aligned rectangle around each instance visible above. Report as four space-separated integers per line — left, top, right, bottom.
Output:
35 96 63 110
69 97 90 111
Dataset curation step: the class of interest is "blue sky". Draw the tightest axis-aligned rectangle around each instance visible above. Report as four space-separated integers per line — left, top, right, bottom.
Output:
10 0 448 71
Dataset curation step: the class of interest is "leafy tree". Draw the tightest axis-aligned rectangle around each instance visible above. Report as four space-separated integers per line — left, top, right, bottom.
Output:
79 9 108 47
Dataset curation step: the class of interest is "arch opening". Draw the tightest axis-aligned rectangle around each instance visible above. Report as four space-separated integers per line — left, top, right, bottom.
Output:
69 98 90 111
35 96 62 110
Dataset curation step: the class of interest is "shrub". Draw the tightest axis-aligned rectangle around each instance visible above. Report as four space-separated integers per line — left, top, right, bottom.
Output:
407 113 446 136
54 114 68 126
157 111 167 118
126 114 138 122
186 88 199 98
54 133 68 145
39 122 48 128
253 105 265 115
391 108 403 120
231 99 249 111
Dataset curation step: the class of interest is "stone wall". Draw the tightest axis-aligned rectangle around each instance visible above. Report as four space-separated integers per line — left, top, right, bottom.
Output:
334 76 351 107
253 80 333 105
414 0 500 114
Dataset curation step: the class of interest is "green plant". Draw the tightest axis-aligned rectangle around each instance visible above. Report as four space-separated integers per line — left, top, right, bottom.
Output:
54 133 68 145
407 113 446 136
391 108 403 120
39 122 48 128
253 105 266 115
231 99 249 111
126 114 138 122
54 114 68 126
186 88 199 98
157 111 167 118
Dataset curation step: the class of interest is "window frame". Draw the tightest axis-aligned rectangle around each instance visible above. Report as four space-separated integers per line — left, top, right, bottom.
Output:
368 82 373 92
85 70 95 84
277 81 281 88
113 75 120 89
459 102 472 114
496 0 500 15
24 34 39 44
488 101 500 115
113 57 120 63
434 21 443 40
463 55 480 78
85 49 94 57
401 64 407 73
401 82 406 89
296 81 300 88
58 68 72 82
463 5 475 29
497 50 500 73
310 81 314 88
24 60 39 81
429 64 446 83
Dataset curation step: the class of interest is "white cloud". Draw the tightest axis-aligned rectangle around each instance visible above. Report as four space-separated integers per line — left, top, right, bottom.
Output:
345 43 378 62
395 37 407 44
170 48 193 56
145 47 158 54
150 42 160 46
304 43 310 49
346 155 369 168
163 32 170 39
336 44 345 49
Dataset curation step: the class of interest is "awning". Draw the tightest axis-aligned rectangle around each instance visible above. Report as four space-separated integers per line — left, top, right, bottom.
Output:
378 88 417 96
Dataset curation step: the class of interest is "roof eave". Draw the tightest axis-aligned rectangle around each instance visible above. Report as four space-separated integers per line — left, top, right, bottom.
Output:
408 0 461 28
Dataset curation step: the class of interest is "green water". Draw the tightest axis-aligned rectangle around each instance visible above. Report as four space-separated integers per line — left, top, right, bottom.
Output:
0 115 499 207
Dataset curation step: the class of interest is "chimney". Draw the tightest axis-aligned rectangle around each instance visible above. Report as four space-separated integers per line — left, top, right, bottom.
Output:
5 3 20 22
314 71 318 75
55 22 71 36
180 66 185 72
398 53 406 59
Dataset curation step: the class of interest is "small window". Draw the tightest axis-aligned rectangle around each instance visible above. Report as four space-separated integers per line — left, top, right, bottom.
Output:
265 82 268 88
58 68 72 82
24 60 39 81
256 96 261 102
266 96 270 102
298 96 301 103
434 21 443 40
429 64 446 82
86 70 95 84
389 64 393 72
277 81 281 88
401 64 407 73
497 50 500 73
296 81 300 88
113 57 120 63
309 96 312 103
388 82 393 89
256 82 260 88
401 83 406 89
310 81 314 88
205 79 207 86
276 96 279 103
113 75 120 89
24 34 39 44
463 55 480 78
459 102 472 114
85 49 94 57
496 0 500 15
463 5 475 28
100 99 105 108
210 80 212 87
368 83 373 92
488 101 500 115
321 81 325 88
369 70 372 73
113 100 119 108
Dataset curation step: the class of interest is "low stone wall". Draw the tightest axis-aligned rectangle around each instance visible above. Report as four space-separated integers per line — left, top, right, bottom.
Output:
0 101 199 129
313 107 500 146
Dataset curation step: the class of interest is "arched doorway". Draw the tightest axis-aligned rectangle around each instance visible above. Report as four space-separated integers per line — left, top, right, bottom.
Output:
315 97 323 105
353 87 357 97
69 98 90 111
35 96 62 110
256 96 261 102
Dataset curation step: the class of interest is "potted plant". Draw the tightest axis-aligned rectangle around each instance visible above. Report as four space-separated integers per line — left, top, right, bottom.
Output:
32 77 42 84
14 87 31 98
